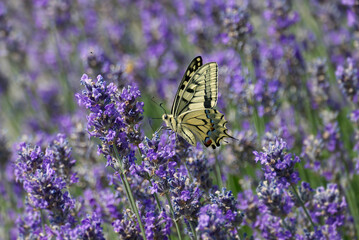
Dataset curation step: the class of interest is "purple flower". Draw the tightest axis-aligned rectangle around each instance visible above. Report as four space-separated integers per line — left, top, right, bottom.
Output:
209 188 243 225
16 204 42 239
256 180 294 218
220 4 252 48
76 74 143 168
254 137 300 188
307 59 331 109
257 213 293 239
169 172 202 221
112 209 141 238
293 182 314 207
335 58 359 103
237 189 261 225
197 204 237 239
144 209 172 240
134 132 177 187
264 0 300 35
14 143 44 182
186 150 213 191
312 184 347 227
46 134 77 184
69 213 105 240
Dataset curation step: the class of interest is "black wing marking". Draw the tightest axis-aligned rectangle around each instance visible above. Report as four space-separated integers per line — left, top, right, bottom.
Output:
171 56 203 115
174 62 218 117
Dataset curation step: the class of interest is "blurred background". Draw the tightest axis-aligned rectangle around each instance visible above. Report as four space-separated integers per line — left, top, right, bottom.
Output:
1 0 359 239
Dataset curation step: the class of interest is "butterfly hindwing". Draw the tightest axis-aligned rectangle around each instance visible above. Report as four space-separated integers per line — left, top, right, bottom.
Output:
178 109 231 149
171 56 203 115
174 62 218 116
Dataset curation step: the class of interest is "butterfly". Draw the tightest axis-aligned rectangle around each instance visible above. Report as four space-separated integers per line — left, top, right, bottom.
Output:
162 56 234 149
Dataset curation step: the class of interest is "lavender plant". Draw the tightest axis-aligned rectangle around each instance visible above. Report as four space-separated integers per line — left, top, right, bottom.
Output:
1 0 359 239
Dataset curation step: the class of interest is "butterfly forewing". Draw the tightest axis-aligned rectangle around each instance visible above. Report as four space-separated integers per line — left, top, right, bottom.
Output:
171 56 203 115
174 62 218 116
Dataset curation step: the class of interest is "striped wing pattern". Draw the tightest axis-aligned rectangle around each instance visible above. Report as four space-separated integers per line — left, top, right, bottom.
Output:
171 56 203 115
178 109 231 149
174 62 218 116
164 56 233 149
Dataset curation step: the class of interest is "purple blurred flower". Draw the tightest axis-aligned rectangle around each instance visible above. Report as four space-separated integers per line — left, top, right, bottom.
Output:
307 59 331 109
336 58 359 103
222 129 258 175
220 4 252 49
16 204 42 239
237 189 262 225
292 182 314 207
197 203 237 239
185 1 226 52
257 180 294 218
312 184 347 227
264 0 300 36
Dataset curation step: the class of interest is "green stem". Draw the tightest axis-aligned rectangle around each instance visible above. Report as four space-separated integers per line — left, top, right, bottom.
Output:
252 107 264 137
113 147 147 240
50 24 75 112
290 184 316 230
236 226 242 240
188 220 198 240
40 209 46 236
165 193 183 240
214 153 223 189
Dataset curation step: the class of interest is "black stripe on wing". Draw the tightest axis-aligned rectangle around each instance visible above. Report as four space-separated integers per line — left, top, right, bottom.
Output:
171 56 203 115
175 63 218 116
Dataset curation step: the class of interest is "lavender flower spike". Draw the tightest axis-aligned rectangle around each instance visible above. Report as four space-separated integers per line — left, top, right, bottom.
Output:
253 137 300 189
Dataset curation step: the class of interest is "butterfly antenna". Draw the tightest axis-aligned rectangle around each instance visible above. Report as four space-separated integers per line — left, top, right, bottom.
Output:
148 118 156 133
159 103 167 114
151 97 167 114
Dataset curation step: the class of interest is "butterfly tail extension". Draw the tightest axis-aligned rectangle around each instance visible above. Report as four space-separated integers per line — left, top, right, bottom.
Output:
203 109 233 149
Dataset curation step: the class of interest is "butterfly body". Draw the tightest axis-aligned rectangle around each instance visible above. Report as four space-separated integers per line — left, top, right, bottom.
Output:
163 56 233 149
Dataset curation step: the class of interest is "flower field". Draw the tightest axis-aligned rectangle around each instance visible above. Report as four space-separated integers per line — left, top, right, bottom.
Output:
0 0 359 239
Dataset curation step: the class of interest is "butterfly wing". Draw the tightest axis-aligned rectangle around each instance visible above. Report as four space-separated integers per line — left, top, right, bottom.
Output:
178 109 232 149
173 62 218 117
171 56 203 115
